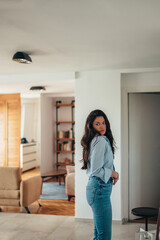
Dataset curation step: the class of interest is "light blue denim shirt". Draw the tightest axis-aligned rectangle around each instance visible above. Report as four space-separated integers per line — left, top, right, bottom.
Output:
86 135 115 183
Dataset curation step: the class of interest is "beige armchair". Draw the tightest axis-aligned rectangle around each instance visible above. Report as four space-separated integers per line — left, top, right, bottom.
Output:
0 167 42 213
65 166 75 201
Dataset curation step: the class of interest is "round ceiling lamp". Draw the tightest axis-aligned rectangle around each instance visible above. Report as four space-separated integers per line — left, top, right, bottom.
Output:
30 86 46 91
12 52 32 64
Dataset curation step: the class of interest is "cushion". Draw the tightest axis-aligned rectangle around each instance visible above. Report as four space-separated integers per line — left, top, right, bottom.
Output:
0 190 20 199
66 166 75 174
0 198 20 206
0 167 21 190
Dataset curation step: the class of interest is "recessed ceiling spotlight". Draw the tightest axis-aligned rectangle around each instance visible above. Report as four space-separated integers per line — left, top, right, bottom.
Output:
12 51 32 64
30 86 46 91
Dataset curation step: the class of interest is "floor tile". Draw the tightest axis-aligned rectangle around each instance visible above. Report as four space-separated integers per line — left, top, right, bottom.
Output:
0 213 157 240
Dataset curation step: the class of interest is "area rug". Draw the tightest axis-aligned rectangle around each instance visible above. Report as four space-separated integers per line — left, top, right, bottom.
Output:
40 182 68 200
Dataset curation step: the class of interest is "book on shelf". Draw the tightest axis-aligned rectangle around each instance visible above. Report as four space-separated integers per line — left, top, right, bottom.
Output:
57 141 73 151
57 129 74 139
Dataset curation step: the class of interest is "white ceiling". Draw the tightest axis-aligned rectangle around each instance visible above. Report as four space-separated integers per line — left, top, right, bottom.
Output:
0 0 160 95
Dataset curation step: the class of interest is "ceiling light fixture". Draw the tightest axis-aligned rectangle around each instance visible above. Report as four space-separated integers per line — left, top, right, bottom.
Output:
12 51 32 64
30 86 46 91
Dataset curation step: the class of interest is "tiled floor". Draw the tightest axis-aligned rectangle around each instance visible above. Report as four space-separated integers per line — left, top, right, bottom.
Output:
0 212 157 240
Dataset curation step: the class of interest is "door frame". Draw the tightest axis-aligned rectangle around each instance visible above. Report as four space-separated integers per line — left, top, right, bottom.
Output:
121 73 160 222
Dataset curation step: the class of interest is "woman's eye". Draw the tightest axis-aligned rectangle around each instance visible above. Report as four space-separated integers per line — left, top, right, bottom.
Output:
95 122 105 126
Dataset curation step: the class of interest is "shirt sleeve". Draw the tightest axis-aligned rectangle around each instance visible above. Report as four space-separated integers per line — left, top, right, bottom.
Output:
90 137 112 183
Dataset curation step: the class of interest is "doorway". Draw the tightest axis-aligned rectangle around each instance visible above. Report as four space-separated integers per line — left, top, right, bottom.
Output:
40 95 75 216
128 93 160 219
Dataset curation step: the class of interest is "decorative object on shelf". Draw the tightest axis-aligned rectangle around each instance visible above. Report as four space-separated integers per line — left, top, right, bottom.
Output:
12 51 32 64
60 158 72 164
21 138 28 144
55 100 75 168
69 129 73 138
57 130 71 138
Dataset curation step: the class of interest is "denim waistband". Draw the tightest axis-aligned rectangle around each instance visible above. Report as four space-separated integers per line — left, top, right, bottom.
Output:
89 176 113 184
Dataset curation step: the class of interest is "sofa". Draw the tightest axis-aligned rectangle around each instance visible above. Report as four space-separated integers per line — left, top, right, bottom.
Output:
0 167 42 213
65 165 75 201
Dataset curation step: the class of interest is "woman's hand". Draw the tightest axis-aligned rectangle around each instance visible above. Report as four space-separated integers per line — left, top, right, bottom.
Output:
111 171 119 179
111 171 119 185
113 177 119 185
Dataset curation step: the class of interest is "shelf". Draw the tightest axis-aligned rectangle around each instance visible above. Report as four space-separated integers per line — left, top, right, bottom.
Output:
56 100 75 169
56 138 75 141
56 104 75 107
56 121 75 124
56 150 75 153
56 162 75 166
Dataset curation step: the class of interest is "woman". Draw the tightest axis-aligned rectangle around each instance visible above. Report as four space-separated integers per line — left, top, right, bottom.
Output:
81 109 119 240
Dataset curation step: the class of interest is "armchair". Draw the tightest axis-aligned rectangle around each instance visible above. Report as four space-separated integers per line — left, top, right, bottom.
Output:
0 167 42 213
65 166 75 201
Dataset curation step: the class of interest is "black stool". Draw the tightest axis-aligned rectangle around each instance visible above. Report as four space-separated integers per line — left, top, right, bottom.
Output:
132 207 158 239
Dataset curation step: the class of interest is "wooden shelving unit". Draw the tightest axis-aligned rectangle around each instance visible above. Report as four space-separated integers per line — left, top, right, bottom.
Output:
56 121 75 124
56 138 75 141
56 162 75 166
55 100 75 169
56 150 75 153
56 104 75 107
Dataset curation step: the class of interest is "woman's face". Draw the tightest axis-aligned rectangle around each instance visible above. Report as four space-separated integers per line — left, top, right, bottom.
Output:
92 116 106 135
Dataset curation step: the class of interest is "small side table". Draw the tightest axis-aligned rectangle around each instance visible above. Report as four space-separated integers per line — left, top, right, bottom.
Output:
41 169 67 185
132 207 158 240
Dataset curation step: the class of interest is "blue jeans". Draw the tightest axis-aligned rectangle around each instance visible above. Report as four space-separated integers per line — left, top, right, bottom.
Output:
86 176 113 240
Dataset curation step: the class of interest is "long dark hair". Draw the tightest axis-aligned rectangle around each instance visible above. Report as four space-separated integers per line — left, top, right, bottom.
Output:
81 109 116 170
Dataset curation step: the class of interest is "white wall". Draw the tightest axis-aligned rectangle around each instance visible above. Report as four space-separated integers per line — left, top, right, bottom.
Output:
75 71 121 220
21 98 40 166
75 69 160 221
121 71 160 92
40 95 55 175
21 98 39 142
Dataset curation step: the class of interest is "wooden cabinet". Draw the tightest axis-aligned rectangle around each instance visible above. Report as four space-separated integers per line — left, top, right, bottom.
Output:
55 100 75 168
20 143 37 172
0 94 21 167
